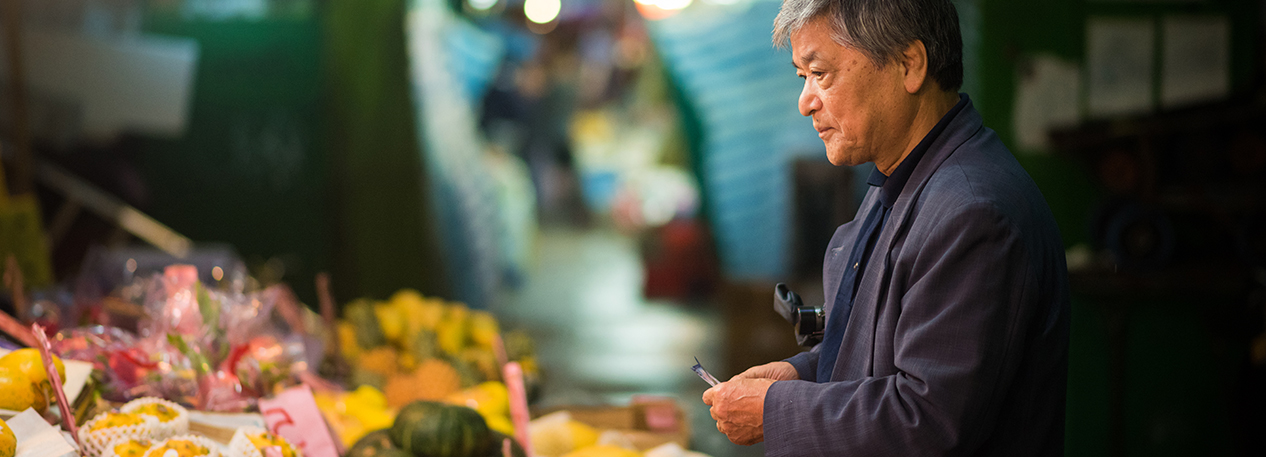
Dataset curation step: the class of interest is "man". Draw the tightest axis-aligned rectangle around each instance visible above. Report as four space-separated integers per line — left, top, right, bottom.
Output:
702 0 1071 455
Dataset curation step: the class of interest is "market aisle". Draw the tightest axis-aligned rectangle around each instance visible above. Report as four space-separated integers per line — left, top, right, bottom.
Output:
493 227 764 457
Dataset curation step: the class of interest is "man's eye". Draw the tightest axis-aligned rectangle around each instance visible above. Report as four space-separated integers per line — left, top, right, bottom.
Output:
797 73 806 80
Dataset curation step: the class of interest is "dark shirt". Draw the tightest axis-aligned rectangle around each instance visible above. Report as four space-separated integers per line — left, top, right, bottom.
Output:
817 94 969 381
852 94 968 299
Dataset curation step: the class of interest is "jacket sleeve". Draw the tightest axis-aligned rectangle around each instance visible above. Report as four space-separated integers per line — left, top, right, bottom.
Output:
762 201 1034 456
784 347 819 382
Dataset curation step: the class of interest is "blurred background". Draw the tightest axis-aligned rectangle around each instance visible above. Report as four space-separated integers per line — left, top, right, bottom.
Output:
0 0 1263 455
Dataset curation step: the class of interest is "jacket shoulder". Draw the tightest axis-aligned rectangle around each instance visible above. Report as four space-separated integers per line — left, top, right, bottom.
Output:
924 129 1052 225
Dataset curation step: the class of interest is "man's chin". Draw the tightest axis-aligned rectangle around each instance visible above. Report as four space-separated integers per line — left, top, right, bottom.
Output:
825 153 860 167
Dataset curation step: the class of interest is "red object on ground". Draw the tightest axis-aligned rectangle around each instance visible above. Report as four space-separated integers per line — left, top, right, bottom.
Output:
642 219 718 300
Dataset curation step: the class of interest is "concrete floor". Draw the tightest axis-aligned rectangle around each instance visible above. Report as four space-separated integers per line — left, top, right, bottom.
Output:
493 227 766 457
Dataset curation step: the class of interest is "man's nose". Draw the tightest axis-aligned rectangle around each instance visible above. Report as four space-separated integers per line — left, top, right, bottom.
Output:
798 81 820 117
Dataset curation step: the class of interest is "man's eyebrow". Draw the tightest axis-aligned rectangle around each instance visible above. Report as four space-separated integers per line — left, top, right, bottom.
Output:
792 51 818 69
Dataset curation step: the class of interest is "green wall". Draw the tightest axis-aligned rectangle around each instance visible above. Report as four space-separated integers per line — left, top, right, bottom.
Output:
969 1 1262 455
138 3 452 305
138 16 330 303
975 0 1259 250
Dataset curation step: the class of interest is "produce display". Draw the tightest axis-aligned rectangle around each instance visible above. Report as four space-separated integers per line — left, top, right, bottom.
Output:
49 267 311 410
335 289 537 398
0 264 709 457
317 289 534 448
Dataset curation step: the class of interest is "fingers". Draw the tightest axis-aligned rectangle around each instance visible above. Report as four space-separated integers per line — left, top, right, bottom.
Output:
730 364 767 380
731 361 799 382
702 385 718 405
709 378 773 445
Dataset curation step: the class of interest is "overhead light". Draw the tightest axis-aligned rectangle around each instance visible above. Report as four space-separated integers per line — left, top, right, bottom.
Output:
654 0 691 10
634 0 691 20
469 0 497 11
524 0 561 24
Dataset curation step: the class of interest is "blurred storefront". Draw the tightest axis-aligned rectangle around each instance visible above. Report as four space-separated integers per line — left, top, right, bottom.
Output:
0 0 1263 456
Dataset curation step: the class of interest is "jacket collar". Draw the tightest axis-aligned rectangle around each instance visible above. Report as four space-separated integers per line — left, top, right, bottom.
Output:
842 94 985 378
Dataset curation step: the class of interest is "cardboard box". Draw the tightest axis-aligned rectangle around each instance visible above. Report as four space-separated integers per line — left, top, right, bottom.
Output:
538 397 690 451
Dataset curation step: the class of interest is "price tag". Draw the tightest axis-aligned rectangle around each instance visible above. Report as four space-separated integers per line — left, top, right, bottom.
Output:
31 324 78 445
503 362 533 457
257 384 341 457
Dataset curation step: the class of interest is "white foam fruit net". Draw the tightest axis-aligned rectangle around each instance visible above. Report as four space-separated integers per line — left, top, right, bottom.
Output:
226 426 302 457
101 437 154 457
122 397 191 439
79 413 162 457
140 434 222 457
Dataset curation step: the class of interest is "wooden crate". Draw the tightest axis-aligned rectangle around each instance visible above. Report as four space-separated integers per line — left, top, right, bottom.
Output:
537 397 690 451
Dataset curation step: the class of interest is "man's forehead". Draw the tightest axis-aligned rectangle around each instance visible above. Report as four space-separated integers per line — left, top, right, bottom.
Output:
789 19 835 66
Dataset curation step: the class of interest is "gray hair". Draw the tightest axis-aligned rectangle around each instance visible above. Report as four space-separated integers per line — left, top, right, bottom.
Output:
773 0 963 91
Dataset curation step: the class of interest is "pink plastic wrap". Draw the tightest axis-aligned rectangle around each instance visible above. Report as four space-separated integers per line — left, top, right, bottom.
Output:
56 265 316 410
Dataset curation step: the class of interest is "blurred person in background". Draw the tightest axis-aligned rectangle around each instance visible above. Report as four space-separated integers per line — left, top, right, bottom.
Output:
703 0 1071 455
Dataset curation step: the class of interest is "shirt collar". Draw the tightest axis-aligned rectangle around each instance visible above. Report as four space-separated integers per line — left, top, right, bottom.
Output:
867 93 969 209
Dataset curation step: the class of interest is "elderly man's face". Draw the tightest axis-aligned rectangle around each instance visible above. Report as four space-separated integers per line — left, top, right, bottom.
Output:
792 18 913 168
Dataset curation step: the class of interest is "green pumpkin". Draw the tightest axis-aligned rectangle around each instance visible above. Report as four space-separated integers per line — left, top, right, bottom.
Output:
390 401 493 457
348 429 411 457
346 299 386 349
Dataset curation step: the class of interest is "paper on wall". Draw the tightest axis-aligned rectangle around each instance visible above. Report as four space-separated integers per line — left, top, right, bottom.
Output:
1013 55 1081 152
0 27 199 140
1161 15 1229 108
1086 17 1155 118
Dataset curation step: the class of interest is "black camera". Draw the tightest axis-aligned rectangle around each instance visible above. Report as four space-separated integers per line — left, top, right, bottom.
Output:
773 283 825 347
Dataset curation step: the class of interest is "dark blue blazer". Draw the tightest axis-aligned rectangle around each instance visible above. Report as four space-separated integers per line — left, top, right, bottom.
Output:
764 97 1070 456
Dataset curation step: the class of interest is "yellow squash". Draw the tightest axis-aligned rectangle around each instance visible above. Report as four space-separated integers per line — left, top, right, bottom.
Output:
0 348 66 386
0 368 38 413
1 417 15 457
560 446 641 457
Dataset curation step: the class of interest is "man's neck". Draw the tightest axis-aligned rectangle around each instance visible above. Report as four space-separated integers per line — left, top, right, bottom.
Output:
876 91 960 176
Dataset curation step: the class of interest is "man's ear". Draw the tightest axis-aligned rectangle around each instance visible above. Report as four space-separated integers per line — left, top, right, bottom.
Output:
901 40 930 94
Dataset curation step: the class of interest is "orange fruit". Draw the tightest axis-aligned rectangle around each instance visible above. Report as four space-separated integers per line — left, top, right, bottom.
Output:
0 348 67 386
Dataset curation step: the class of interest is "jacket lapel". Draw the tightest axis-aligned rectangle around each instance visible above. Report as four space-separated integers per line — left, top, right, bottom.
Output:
836 97 985 378
823 189 880 319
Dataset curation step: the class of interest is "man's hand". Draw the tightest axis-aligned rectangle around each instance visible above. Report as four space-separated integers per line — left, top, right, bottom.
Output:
702 377 777 445
730 361 799 382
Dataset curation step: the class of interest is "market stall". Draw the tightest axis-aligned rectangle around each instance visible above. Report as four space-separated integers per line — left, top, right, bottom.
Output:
0 262 708 457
